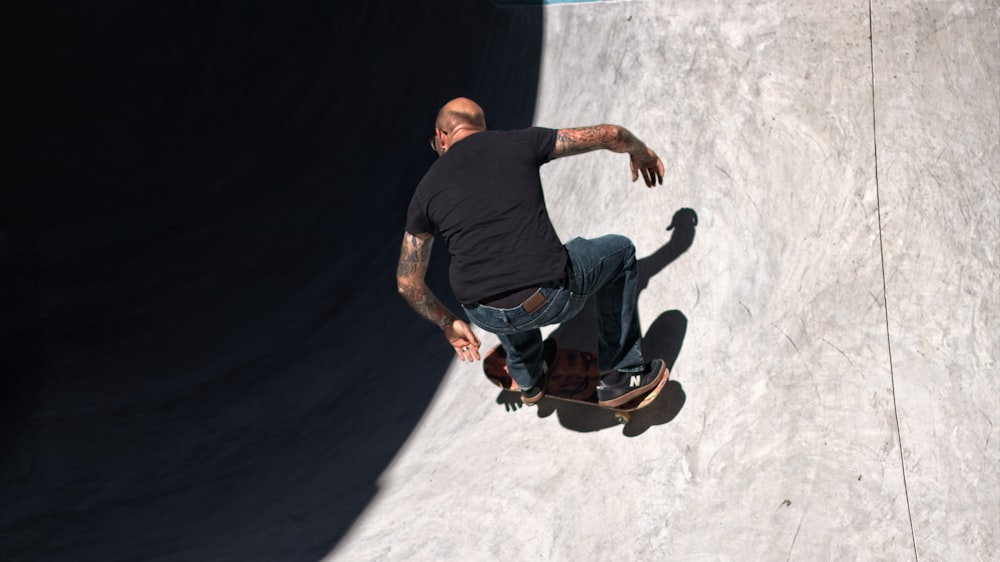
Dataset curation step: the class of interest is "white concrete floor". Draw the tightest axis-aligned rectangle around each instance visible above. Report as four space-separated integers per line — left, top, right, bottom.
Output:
331 2 998 560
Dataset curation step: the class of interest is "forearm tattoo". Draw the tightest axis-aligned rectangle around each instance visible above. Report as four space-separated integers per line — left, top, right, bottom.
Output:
553 125 643 159
397 233 456 329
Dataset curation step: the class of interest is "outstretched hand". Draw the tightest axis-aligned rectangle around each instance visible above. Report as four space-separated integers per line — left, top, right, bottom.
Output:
444 318 481 362
629 146 665 187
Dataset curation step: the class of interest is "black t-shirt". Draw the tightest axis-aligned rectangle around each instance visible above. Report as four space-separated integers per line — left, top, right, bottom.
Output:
406 127 568 304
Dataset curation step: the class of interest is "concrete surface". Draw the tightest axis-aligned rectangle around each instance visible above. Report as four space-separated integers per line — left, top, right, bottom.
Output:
331 2 998 561
2 1 996 561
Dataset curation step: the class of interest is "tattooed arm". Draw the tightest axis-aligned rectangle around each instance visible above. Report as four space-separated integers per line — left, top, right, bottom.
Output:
396 232 452 328
396 231 481 361
552 125 665 187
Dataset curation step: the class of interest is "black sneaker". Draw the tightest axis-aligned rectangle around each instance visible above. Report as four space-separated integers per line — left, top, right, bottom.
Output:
596 359 666 408
521 339 559 405
521 382 545 405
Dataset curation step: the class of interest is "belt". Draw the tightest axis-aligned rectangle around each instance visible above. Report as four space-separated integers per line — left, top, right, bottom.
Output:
481 286 545 311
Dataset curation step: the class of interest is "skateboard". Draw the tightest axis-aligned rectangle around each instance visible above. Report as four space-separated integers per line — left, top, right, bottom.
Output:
482 338 669 424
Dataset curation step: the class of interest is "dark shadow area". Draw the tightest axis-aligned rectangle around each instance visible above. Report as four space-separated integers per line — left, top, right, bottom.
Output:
2 2 543 561
637 208 699 294
538 208 698 433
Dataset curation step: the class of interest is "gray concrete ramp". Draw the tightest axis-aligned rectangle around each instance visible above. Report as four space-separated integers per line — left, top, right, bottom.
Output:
873 4 999 560
331 2 997 560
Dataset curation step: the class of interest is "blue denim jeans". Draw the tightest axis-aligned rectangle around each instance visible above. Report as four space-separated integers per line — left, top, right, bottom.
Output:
462 235 644 390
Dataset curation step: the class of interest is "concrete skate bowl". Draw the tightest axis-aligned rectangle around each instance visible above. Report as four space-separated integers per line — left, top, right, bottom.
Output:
2 2 544 560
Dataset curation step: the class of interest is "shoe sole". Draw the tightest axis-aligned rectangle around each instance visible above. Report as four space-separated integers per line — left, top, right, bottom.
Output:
521 390 544 405
597 360 666 408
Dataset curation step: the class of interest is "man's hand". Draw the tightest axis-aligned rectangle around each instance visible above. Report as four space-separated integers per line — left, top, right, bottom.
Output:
445 318 481 362
629 145 664 187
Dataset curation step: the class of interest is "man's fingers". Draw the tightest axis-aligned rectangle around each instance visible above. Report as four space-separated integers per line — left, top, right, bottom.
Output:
461 345 481 362
455 340 481 362
447 319 482 362
641 158 664 187
467 334 482 360
649 168 660 187
632 150 665 187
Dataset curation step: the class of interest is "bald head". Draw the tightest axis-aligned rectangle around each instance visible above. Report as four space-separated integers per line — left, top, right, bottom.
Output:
429 97 487 155
435 97 486 132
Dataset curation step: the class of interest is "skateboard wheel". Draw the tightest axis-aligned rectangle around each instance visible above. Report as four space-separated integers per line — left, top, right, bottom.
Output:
614 412 630 425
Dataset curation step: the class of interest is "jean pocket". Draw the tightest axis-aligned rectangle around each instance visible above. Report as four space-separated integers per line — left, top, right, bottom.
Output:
510 288 576 330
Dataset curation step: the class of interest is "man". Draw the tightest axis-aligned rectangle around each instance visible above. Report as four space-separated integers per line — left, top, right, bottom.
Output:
397 97 666 407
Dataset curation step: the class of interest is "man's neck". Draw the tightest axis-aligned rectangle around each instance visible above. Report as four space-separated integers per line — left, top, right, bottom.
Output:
449 125 484 146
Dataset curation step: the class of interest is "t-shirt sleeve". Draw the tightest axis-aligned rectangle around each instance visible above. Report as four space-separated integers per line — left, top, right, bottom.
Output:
405 190 434 235
525 127 559 164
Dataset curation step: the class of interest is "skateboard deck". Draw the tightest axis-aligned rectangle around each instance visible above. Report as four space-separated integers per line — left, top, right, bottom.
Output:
482 338 669 424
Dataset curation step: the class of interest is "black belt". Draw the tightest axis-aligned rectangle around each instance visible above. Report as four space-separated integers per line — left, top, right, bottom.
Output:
481 286 543 310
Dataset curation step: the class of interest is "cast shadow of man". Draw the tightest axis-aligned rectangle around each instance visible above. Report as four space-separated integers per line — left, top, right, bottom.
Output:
497 208 698 435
